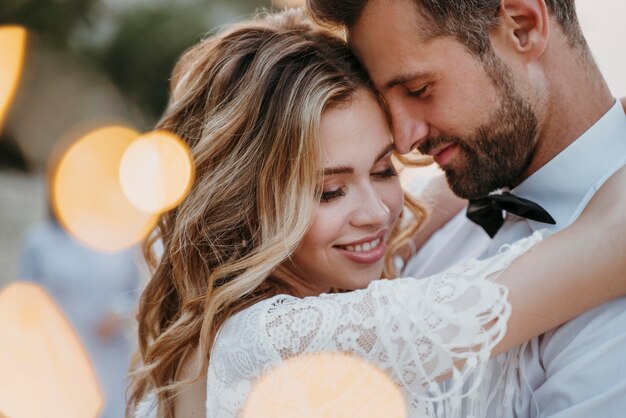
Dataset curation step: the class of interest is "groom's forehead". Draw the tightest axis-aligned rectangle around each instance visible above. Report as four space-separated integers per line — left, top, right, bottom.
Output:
346 0 448 64
347 0 430 38
348 9 455 91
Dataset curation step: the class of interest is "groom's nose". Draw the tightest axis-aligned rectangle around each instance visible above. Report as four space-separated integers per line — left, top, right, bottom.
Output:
388 102 429 155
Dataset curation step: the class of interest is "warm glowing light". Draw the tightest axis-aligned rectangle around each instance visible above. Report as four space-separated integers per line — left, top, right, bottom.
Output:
243 352 406 418
52 125 159 252
119 130 193 214
0 26 27 132
0 283 103 418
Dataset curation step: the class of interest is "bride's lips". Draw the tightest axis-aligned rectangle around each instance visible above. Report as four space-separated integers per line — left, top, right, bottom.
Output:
333 230 387 264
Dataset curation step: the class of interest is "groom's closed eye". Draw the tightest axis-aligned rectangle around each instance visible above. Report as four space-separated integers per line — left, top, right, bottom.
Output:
407 84 429 98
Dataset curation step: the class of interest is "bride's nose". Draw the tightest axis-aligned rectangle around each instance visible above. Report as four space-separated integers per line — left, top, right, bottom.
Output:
349 187 390 228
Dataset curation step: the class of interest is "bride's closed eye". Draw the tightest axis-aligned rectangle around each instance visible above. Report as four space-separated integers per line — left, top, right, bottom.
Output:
320 186 347 203
372 166 398 180
372 154 398 180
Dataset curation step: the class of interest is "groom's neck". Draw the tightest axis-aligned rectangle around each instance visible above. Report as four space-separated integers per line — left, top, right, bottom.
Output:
521 36 613 180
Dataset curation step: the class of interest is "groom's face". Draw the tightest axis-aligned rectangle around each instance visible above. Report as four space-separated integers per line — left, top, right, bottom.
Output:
349 0 540 199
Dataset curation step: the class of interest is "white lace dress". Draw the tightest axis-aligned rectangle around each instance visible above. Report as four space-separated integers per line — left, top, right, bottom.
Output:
135 233 542 418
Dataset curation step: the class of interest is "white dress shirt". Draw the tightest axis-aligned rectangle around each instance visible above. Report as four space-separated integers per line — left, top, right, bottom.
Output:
404 100 626 417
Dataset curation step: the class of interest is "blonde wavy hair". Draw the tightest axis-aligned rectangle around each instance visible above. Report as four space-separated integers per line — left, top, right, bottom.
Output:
127 8 428 417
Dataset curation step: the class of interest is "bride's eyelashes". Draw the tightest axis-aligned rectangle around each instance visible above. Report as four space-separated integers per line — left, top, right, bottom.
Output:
321 186 347 202
372 166 398 180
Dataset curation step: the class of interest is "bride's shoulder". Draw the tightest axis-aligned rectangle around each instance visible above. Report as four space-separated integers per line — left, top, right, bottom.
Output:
223 294 298 324
214 294 299 346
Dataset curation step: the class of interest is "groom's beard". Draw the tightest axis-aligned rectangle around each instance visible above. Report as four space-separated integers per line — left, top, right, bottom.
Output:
418 64 539 199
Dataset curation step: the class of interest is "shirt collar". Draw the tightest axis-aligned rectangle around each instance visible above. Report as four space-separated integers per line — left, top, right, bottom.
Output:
512 99 626 230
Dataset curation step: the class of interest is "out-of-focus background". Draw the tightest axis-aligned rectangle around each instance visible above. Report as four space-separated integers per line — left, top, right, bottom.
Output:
0 0 625 417
2 0 288 283
0 1 298 417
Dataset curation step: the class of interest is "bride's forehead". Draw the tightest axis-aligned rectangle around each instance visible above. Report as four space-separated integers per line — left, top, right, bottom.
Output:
320 95 391 167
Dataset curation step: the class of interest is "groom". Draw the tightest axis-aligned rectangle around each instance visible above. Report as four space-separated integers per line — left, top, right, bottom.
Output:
308 0 626 416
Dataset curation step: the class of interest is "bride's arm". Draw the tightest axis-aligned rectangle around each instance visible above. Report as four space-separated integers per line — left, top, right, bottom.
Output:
493 165 626 355
239 167 625 400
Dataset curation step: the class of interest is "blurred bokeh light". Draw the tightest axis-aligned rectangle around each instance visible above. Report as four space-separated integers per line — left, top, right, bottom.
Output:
243 352 406 418
51 125 159 252
0 282 103 418
0 26 27 133
119 130 193 214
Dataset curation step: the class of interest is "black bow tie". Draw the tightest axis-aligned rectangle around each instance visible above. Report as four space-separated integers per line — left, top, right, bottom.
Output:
467 192 556 238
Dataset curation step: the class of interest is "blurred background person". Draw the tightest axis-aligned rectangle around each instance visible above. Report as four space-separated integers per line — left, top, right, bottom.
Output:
19 204 140 418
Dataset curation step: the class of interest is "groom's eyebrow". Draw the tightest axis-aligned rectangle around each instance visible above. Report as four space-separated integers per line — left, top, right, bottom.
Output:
384 71 429 92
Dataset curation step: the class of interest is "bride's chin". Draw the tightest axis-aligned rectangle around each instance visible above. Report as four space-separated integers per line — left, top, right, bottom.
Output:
343 271 384 291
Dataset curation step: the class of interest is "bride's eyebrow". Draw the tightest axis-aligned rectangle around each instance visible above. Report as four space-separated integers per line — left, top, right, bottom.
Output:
324 166 352 176
323 144 394 176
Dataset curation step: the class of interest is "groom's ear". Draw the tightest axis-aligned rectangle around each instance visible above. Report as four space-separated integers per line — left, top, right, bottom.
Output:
496 0 549 62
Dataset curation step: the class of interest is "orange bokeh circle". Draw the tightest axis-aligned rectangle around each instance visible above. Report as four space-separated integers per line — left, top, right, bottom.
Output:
243 352 406 418
0 283 103 418
0 25 27 132
119 130 194 214
52 125 159 252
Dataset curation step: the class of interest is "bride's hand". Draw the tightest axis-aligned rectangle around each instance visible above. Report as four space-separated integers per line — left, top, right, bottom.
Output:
621 97 626 112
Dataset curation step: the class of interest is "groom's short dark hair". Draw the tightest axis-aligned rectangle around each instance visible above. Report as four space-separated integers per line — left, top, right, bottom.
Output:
307 0 586 56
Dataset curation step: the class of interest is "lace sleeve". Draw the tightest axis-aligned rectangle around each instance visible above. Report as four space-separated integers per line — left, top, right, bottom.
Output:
207 232 543 417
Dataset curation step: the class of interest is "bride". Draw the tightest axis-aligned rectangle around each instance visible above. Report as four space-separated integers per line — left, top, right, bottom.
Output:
128 9 626 418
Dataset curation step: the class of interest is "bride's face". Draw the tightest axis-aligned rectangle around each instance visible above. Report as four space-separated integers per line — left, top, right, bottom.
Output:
287 89 404 293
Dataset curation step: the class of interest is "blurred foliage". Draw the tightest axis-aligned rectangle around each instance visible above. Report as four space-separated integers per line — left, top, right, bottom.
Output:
87 6 213 123
0 0 100 45
0 0 272 124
